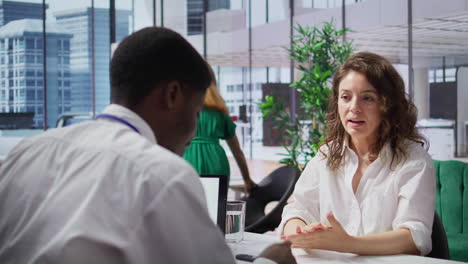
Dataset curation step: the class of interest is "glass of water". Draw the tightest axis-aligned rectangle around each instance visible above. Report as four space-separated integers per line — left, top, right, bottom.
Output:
225 200 246 242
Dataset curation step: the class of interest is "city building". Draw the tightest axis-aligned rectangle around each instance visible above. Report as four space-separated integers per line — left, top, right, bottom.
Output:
54 7 130 114
0 0 43 27
187 0 230 35
0 19 72 127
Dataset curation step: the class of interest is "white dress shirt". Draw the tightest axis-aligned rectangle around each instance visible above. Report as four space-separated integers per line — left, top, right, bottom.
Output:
0 104 274 264
279 140 436 256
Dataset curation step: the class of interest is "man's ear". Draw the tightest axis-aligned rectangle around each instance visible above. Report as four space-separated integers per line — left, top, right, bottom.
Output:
163 80 183 110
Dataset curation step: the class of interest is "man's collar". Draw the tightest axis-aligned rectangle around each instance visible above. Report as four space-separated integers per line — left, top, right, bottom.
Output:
100 104 157 144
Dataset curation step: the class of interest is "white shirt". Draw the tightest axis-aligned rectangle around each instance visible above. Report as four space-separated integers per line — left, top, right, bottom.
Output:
279 140 436 256
0 104 273 264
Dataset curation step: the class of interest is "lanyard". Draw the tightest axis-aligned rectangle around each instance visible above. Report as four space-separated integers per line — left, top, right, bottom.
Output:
95 114 141 134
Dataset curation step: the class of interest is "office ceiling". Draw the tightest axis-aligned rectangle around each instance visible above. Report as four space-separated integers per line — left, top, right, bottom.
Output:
206 10 468 69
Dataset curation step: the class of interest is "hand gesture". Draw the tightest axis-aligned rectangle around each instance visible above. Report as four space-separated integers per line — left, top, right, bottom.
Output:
283 212 354 253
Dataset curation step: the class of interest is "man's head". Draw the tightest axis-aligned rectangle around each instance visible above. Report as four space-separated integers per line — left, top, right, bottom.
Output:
110 27 211 155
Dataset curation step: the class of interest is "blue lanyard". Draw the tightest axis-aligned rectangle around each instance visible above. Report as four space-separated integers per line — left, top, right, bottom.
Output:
95 114 141 134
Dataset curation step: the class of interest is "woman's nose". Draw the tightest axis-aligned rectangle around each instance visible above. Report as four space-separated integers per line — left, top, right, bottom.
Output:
349 98 362 113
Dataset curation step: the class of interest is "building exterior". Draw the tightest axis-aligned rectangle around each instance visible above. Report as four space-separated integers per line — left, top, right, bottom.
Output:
54 7 130 114
187 0 229 35
0 19 72 128
0 0 43 27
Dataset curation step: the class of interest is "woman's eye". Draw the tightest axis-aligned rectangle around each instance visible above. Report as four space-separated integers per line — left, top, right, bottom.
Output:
364 96 375 102
340 95 349 100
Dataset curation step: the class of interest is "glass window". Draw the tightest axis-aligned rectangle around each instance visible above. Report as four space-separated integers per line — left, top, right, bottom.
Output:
37 38 43 49
26 55 35 63
26 90 35 99
435 69 444 83
64 90 71 100
26 39 35 49
445 68 456 82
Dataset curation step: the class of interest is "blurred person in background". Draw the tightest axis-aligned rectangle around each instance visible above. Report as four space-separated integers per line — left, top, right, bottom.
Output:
184 66 256 195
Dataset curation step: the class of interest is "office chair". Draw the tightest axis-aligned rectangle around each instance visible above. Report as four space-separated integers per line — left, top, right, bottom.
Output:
427 212 450 260
241 165 300 233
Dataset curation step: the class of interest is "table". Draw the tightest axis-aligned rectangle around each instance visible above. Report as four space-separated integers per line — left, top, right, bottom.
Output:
229 232 465 264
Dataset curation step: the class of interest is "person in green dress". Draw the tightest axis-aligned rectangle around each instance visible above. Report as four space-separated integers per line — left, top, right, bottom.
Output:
184 66 256 195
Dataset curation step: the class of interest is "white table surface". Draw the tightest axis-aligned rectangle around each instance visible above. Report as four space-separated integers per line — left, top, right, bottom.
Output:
229 232 465 264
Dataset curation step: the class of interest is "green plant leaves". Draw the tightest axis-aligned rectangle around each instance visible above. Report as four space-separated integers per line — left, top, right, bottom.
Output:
260 20 353 172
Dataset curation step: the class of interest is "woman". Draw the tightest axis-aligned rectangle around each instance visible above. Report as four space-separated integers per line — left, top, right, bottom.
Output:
184 66 256 194
280 52 435 256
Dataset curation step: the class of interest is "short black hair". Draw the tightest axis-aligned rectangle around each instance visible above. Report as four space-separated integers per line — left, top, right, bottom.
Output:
110 27 211 107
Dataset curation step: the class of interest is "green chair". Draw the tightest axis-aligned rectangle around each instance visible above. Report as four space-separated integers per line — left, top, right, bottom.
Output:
433 160 468 262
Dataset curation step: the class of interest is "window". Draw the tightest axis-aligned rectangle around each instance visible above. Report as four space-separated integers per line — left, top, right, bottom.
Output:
64 90 71 100
26 38 35 49
64 40 70 50
26 55 35 63
446 68 456 82
37 39 43 49
435 69 444 83
26 90 35 99
16 38 25 49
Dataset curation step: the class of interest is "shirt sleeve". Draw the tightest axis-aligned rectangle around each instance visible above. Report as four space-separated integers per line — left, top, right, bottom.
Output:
131 163 236 264
222 114 237 140
392 151 436 256
277 157 321 236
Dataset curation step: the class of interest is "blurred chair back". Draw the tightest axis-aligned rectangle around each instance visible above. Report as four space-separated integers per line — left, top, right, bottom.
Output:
242 166 300 233
427 212 449 259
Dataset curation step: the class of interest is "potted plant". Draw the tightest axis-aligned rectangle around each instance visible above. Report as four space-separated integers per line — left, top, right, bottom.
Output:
260 21 353 172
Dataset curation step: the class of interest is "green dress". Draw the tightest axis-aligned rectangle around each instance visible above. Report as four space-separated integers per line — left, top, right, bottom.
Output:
183 107 236 181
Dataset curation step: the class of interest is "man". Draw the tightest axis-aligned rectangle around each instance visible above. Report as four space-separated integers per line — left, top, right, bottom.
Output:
0 28 295 264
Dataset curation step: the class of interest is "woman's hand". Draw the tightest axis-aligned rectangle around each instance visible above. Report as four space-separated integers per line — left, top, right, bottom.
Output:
243 178 257 195
283 212 354 253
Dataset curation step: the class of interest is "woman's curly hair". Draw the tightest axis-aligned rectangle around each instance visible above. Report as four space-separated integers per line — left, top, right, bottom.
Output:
321 52 426 170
